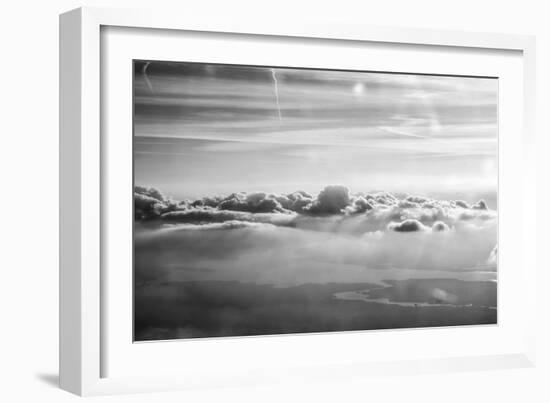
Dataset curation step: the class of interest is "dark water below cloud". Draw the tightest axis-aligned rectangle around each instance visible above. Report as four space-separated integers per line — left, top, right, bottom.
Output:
134 279 496 341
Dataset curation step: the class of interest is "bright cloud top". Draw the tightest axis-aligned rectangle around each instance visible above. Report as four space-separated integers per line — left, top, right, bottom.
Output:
135 184 495 234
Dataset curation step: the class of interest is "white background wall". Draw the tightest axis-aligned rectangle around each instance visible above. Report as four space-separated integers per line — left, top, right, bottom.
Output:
0 0 548 401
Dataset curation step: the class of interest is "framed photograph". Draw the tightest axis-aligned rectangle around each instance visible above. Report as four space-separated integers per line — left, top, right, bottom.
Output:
132 60 501 341
60 7 537 396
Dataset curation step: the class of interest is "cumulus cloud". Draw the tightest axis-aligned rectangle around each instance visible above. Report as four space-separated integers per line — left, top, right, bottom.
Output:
284 191 314 213
367 192 398 207
344 196 374 215
135 185 165 202
388 219 429 232
471 199 489 210
217 192 286 213
432 221 450 232
191 196 222 208
398 200 420 209
134 192 165 220
134 185 497 237
304 185 351 214
134 186 183 219
454 200 469 209
406 195 430 204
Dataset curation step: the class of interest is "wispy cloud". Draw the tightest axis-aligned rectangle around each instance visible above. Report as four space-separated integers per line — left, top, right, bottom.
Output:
133 61 497 199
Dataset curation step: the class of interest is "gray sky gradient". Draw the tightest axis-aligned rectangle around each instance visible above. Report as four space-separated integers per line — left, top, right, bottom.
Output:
133 61 497 202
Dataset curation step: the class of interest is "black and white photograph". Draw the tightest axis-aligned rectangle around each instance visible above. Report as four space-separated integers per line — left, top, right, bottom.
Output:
133 60 498 341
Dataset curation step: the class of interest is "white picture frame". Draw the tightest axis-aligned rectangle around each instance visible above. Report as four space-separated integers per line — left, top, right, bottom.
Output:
59 6 537 396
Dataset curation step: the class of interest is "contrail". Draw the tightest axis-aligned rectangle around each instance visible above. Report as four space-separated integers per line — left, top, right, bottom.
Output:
142 62 154 94
378 126 429 139
271 68 282 122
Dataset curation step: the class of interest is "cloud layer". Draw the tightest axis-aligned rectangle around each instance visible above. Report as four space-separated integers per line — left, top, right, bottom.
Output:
134 184 497 288
135 184 496 235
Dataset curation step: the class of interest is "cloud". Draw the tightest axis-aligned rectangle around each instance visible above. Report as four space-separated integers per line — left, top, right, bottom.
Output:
134 185 497 237
406 195 430 204
217 192 286 213
191 196 222 208
162 208 253 223
430 288 458 304
458 209 496 221
471 199 489 210
161 207 297 227
304 185 351 214
432 221 450 232
135 185 165 202
134 192 165 220
388 219 429 232
134 186 186 219
368 192 399 207
283 191 314 213
135 212 497 288
344 196 374 215
398 200 420 209
165 220 271 231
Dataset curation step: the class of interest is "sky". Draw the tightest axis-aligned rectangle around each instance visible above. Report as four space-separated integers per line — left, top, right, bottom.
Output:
133 60 498 203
